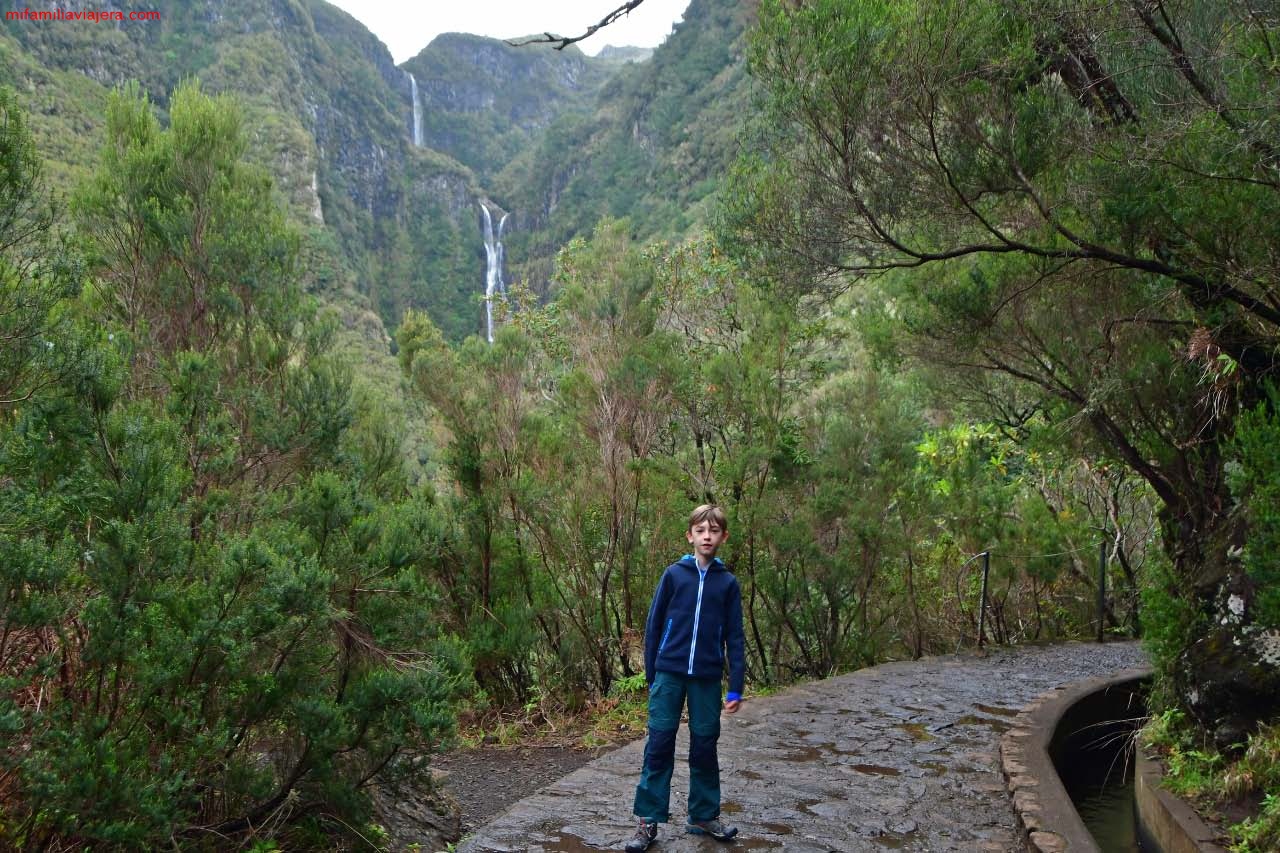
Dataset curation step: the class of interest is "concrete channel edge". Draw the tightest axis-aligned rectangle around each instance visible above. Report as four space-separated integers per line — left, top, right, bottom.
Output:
999 663 1153 853
1134 747 1229 853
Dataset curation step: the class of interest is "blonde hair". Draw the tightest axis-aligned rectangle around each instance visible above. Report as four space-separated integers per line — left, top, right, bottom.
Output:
688 504 728 533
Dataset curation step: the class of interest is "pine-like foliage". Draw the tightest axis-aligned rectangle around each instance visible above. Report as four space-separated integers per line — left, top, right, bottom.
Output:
0 83 459 849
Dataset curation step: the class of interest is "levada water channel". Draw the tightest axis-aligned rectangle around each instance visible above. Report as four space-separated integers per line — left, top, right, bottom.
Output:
1051 677 1152 852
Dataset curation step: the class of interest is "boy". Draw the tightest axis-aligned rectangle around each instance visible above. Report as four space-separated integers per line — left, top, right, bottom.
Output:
626 505 745 853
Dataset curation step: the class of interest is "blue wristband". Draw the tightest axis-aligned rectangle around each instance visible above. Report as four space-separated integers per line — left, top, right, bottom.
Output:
725 692 741 702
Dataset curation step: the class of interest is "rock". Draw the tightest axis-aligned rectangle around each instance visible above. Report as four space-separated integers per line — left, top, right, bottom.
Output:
1029 829 1067 852
1178 573 1280 750
369 774 461 853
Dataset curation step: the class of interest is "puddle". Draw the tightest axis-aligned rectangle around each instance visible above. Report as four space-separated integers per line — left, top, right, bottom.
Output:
782 745 825 762
740 769 764 781
851 763 901 776
734 838 783 850
722 800 743 814
955 714 1013 733
759 821 793 835
897 722 935 742
874 830 922 849
542 831 603 852
974 702 1021 717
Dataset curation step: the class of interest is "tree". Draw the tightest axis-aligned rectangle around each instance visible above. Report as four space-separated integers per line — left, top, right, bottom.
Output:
0 86 79 409
551 221 682 677
1 83 457 848
397 310 544 705
654 237 827 680
730 0 1280 740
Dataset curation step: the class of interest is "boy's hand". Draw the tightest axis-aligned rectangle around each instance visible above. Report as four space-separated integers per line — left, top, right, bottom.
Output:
723 698 741 714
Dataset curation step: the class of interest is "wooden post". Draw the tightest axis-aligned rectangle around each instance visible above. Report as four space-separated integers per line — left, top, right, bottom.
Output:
977 551 990 648
1097 539 1108 643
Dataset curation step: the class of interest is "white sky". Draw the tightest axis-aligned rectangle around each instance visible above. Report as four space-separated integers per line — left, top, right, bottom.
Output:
326 0 693 62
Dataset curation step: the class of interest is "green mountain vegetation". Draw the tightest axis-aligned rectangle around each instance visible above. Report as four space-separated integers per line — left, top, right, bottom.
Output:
0 0 739 345
0 0 534 342
0 82 458 849
1 0 1277 849
728 0 1280 846
403 33 610 185
496 0 754 287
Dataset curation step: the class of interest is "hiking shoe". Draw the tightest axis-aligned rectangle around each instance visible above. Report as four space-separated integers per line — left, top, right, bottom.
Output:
625 819 658 852
686 817 738 841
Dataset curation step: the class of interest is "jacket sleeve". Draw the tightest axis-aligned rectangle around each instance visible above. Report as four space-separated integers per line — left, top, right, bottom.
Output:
643 569 673 686
724 577 746 696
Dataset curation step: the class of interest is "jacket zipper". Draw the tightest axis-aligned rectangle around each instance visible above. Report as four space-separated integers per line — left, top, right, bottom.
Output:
659 618 673 652
688 565 707 675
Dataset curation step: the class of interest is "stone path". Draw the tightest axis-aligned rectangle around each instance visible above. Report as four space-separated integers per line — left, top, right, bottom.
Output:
458 641 1146 852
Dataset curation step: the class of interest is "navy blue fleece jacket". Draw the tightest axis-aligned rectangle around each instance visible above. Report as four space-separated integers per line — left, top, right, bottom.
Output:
643 555 746 699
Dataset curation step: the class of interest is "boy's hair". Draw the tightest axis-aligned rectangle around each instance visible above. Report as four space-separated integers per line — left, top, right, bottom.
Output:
688 504 728 533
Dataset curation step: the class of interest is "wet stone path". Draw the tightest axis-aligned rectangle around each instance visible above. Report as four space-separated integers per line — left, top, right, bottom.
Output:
458 642 1146 852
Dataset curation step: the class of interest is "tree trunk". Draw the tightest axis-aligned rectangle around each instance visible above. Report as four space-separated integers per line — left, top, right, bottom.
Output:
1165 506 1280 748
746 529 769 682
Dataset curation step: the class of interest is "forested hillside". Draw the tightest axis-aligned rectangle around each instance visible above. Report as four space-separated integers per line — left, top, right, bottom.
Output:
0 0 748 342
497 0 755 286
1 0 1277 850
402 32 610 185
0 0 481 346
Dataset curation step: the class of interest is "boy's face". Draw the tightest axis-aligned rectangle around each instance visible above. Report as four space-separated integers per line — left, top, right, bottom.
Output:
686 519 728 560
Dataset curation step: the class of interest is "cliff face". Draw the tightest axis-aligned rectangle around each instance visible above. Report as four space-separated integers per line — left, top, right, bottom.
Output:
496 0 754 288
4 0 409 231
301 0 412 223
2 0 494 339
402 33 609 184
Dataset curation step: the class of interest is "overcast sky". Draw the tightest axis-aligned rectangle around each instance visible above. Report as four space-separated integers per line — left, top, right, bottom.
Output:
326 0 693 62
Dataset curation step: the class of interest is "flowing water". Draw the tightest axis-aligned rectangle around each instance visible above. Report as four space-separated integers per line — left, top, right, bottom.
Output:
480 203 508 343
408 71 422 147
1079 767 1143 852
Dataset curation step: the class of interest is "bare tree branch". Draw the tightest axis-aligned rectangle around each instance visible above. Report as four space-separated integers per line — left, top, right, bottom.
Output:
507 0 648 50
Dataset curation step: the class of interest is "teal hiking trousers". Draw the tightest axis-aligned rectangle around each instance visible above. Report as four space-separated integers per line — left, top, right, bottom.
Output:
632 671 723 823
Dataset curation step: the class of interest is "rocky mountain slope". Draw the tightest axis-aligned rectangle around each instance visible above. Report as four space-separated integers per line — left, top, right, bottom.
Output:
0 0 751 342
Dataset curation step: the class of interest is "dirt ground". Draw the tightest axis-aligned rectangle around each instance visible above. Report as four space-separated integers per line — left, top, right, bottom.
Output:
433 743 625 834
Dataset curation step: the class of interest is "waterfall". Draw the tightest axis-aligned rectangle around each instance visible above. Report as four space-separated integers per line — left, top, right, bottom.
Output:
480 203 509 344
408 72 422 147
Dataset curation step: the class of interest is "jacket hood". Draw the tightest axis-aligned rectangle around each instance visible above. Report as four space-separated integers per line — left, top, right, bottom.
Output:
677 554 726 571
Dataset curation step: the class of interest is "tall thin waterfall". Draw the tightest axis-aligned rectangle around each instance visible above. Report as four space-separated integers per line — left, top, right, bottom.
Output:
408 72 422 147
480 203 509 344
